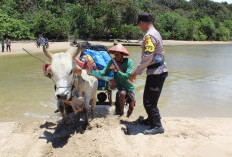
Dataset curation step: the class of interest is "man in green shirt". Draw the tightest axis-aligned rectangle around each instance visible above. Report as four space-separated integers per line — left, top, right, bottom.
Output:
100 44 135 117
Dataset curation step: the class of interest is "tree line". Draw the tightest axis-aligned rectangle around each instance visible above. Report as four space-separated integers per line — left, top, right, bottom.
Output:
0 0 232 41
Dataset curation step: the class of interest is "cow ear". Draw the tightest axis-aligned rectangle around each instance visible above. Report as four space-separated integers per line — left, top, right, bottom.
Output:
73 67 82 76
47 66 52 74
44 66 52 78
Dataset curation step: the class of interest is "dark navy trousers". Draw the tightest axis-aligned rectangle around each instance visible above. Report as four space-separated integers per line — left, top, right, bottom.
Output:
143 72 168 127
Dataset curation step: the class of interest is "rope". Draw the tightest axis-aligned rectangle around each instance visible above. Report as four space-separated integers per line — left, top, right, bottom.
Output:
22 48 77 95
22 48 50 64
22 48 56 84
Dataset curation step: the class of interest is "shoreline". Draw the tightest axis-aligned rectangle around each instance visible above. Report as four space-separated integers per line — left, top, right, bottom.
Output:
1 40 232 56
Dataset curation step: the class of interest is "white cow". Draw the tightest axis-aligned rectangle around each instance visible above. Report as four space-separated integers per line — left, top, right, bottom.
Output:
43 46 98 126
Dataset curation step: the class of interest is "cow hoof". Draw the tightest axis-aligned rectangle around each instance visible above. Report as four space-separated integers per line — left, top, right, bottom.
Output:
90 115 95 121
60 119 66 125
64 118 72 125
80 128 85 134
82 123 89 130
60 118 72 125
75 113 81 122
90 112 95 120
87 125 92 130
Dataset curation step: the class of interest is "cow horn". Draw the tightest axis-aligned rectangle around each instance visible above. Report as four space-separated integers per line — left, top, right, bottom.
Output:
66 47 81 58
43 46 53 59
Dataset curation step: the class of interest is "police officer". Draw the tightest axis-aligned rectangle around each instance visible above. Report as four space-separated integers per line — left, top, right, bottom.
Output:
131 13 168 135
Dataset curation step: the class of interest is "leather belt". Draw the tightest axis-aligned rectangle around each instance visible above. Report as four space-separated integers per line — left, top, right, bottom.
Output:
147 62 164 69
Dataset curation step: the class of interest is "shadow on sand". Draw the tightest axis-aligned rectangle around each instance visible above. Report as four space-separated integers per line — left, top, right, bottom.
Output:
39 105 111 148
120 117 150 135
39 117 87 148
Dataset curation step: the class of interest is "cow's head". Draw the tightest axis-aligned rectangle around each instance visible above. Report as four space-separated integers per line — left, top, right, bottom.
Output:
43 46 81 100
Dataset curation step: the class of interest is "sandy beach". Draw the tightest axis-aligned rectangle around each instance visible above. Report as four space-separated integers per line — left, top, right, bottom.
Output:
1 40 232 157
0 116 232 157
0 41 113 56
1 40 232 55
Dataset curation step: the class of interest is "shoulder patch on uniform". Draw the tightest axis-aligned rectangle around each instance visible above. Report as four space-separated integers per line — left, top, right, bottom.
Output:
145 35 155 53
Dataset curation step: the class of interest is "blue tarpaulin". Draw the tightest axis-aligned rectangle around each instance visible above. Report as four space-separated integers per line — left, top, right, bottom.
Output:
84 49 114 86
84 49 111 70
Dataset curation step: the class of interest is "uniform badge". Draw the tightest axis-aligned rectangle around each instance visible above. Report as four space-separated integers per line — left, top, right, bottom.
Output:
145 35 155 53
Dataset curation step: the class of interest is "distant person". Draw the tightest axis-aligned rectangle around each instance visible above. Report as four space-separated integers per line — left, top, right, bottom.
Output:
1 39 5 53
36 37 40 48
131 13 168 135
39 36 46 47
1 40 4 52
6 38 11 52
73 39 77 45
100 44 135 117
45 37 49 48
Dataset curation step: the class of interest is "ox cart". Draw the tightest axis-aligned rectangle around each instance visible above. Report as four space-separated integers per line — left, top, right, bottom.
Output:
90 70 114 106
75 42 115 106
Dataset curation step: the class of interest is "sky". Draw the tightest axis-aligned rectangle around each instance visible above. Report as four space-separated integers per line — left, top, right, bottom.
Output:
210 0 232 3
186 0 232 4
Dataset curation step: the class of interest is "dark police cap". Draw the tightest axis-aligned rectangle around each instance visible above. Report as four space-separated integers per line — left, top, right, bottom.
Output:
137 13 153 23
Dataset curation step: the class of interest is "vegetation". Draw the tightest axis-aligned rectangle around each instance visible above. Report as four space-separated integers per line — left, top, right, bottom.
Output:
0 0 232 41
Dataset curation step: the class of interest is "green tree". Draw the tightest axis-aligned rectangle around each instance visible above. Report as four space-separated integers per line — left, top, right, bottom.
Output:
111 24 142 39
0 12 32 39
0 0 20 18
28 10 54 38
188 20 207 41
213 22 231 41
64 3 94 39
156 0 189 10
213 3 231 22
0 0 232 41
156 12 190 40
223 16 232 37
199 16 215 40
46 18 70 40
121 0 140 25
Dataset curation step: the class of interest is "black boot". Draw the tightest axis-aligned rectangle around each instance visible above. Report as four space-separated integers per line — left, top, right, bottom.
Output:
138 116 150 125
143 126 165 135
143 119 164 135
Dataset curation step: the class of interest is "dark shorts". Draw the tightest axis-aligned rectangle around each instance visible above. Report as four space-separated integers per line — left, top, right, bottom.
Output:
117 89 136 104
115 89 135 115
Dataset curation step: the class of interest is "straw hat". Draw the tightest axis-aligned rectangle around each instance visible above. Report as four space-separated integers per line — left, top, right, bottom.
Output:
108 44 129 56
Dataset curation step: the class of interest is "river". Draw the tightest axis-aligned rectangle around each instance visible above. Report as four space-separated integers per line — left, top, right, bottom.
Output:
0 44 232 121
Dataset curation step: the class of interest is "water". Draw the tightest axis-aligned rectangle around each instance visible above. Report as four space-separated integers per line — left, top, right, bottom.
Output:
0 44 232 121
